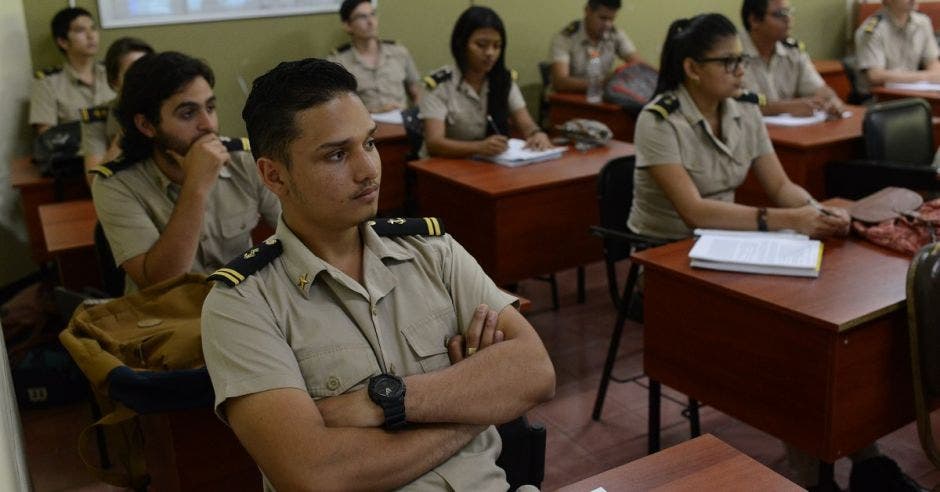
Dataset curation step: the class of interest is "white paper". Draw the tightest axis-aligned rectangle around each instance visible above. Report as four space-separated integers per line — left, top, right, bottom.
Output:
689 236 821 269
885 81 940 92
693 229 809 241
480 138 567 167
762 111 827 127
371 110 404 125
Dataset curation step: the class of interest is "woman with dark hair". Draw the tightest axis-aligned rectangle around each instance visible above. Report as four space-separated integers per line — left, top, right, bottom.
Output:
628 13 849 240
419 6 550 158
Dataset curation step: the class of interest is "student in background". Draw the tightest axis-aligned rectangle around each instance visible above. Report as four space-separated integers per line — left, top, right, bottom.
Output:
420 6 550 158
29 7 115 136
327 0 421 113
548 0 640 93
854 0 940 96
81 37 154 181
739 0 844 117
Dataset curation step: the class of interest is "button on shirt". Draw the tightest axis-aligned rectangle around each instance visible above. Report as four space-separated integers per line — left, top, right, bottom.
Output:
202 217 518 491
29 63 115 127
855 10 939 93
328 41 420 113
418 65 527 144
549 20 636 78
628 86 775 239
91 150 281 293
740 32 825 101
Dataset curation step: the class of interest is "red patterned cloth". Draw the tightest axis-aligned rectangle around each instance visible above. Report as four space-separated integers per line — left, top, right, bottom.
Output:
853 198 940 256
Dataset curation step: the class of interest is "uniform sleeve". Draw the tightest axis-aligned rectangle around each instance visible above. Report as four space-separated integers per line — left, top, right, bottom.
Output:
549 32 571 64
441 235 517 335
418 85 449 121
508 82 526 112
796 52 826 97
202 281 307 421
615 29 637 59
854 26 885 71
634 110 682 168
401 47 421 85
91 175 161 266
80 120 108 157
751 108 775 158
29 77 58 126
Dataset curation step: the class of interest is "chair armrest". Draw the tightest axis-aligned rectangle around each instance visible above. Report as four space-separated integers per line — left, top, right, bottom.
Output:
589 225 669 249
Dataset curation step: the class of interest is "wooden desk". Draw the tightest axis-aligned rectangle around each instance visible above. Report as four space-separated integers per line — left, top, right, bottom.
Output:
408 141 635 285
871 86 940 116
813 59 851 102
556 434 800 492
374 122 410 214
548 93 636 142
634 209 914 462
38 200 101 290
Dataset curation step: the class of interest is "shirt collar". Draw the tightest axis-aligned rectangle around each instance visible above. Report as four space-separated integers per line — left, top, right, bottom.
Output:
63 62 106 87
674 85 743 159
740 32 786 61
453 65 487 101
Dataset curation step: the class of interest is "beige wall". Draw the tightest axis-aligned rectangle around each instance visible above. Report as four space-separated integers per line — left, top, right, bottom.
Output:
23 0 849 136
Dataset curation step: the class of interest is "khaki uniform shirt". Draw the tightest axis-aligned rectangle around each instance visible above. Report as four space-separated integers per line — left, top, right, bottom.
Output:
418 65 527 145
80 98 120 158
202 217 517 491
91 150 281 293
327 41 420 113
29 63 115 127
741 32 825 101
855 10 939 93
549 20 636 79
628 85 775 239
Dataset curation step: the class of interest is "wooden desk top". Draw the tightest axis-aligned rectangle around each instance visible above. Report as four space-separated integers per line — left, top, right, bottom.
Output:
766 105 866 149
408 140 634 198
38 199 96 254
374 121 406 141
548 92 624 112
871 86 940 102
632 201 910 332
9 156 46 189
812 59 844 75
555 434 800 492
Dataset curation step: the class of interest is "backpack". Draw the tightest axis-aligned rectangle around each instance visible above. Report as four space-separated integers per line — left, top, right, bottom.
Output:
603 61 658 112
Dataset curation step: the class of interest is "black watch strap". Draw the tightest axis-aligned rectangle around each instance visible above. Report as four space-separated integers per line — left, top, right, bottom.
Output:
380 401 407 430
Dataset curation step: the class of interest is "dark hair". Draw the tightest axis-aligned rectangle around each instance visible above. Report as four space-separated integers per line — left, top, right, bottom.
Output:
741 0 770 31
104 37 155 88
51 7 93 53
118 52 215 163
654 13 738 95
450 6 511 135
242 59 358 166
587 0 622 10
339 0 371 22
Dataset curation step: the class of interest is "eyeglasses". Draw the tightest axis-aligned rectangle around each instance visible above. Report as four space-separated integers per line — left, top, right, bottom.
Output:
695 54 752 73
769 7 794 19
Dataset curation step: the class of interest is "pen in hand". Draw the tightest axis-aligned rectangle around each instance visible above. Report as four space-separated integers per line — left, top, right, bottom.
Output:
486 114 503 136
807 198 836 217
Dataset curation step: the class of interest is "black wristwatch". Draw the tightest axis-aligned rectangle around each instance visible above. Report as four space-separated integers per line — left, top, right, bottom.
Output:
368 374 407 430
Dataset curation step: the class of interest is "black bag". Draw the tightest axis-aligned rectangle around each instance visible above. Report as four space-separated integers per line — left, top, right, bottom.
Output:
12 341 88 408
32 120 84 178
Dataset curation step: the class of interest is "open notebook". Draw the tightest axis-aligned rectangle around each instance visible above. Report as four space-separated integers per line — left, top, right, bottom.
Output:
688 231 824 278
478 138 566 167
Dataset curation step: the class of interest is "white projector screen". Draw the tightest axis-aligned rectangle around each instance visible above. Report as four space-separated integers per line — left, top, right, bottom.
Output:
98 0 342 28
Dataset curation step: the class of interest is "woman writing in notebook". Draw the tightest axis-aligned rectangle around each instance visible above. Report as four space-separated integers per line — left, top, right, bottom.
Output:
419 6 550 158
628 13 850 240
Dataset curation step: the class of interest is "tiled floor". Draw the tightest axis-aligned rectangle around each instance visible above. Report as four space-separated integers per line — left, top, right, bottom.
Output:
15 261 940 491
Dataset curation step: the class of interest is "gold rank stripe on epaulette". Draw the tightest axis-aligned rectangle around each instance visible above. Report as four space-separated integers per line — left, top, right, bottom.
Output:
207 238 283 287
645 94 679 119
423 68 453 90
80 105 109 123
220 136 250 153
863 14 882 34
563 20 580 36
34 67 61 80
368 217 444 237
735 91 767 106
782 37 806 52
88 158 134 178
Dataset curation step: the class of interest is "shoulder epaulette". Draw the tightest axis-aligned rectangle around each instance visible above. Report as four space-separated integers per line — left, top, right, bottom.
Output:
220 136 250 153
645 94 679 119
510 69 518 81
368 217 444 237
782 37 806 52
34 66 62 80
332 43 352 55
563 20 580 36
80 105 110 123
208 238 283 287
735 90 767 106
423 68 452 90
863 14 882 34
381 39 397 45
89 157 135 178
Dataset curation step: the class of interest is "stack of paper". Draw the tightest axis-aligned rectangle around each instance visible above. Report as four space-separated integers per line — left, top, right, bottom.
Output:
371 110 404 125
688 231 823 278
885 81 940 92
480 138 566 167
762 111 828 127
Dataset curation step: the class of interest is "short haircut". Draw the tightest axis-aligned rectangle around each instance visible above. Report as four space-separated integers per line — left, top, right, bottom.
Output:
104 37 155 88
51 7 93 53
339 0 371 22
118 51 215 163
654 13 738 95
587 0 621 10
741 0 770 31
242 58 358 166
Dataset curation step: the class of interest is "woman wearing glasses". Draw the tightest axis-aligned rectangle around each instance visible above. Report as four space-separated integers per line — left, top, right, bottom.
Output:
628 13 850 240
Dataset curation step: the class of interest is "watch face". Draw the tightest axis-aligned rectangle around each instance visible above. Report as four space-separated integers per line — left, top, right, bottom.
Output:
371 375 404 400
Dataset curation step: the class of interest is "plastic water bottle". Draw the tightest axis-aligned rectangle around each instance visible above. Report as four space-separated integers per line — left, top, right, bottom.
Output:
586 49 603 103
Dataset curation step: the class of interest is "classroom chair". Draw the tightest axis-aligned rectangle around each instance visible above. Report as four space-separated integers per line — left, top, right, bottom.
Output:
906 242 940 471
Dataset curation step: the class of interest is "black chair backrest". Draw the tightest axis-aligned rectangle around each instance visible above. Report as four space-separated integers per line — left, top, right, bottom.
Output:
93 222 125 297
909 242 940 397
537 61 553 127
597 155 637 263
401 107 423 160
863 98 933 165
495 416 545 490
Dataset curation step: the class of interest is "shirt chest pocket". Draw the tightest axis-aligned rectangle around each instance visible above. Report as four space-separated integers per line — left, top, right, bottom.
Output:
219 208 258 239
401 306 458 373
296 345 381 399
